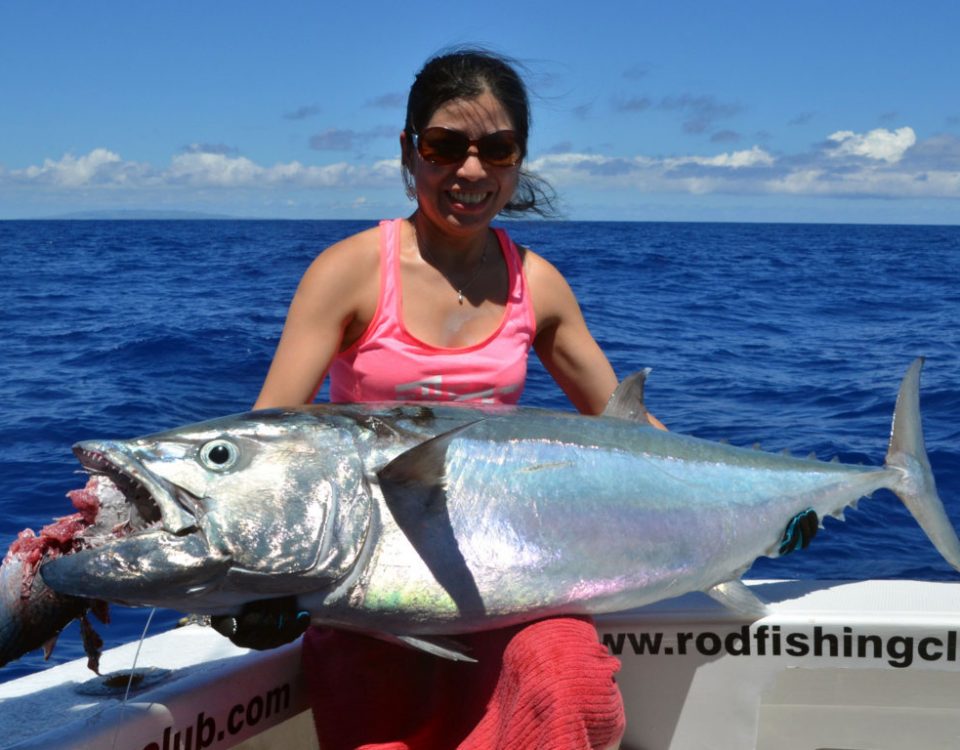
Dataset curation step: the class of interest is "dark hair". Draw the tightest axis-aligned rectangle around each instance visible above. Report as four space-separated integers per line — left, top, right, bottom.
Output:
401 47 558 218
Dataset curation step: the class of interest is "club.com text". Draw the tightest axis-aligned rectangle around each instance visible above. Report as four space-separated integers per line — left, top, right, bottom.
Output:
141 681 291 750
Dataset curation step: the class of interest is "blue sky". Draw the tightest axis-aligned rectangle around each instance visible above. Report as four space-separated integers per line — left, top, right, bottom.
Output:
2 1 959 223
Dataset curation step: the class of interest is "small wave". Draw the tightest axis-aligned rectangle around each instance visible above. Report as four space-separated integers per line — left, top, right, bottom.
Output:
2 219 959 683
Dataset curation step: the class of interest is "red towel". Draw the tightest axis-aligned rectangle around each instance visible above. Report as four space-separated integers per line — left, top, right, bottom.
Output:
302 617 625 750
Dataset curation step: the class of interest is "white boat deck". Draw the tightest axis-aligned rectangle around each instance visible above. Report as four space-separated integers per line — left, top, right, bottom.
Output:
1 579 959 749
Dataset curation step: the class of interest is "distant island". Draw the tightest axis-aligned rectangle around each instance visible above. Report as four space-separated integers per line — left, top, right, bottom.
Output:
41 209 239 220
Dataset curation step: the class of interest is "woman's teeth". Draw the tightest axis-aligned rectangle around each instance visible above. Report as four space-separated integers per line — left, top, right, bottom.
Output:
449 191 487 205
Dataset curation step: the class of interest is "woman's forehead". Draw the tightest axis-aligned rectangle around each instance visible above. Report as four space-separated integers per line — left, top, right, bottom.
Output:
426 91 515 134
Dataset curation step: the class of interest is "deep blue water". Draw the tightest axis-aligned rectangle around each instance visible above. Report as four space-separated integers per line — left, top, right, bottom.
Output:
1 219 958 682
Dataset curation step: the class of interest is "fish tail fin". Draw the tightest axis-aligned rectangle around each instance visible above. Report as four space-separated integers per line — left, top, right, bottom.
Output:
885 358 960 571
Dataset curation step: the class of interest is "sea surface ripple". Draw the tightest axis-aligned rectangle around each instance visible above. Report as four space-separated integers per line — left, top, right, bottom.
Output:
1 219 958 679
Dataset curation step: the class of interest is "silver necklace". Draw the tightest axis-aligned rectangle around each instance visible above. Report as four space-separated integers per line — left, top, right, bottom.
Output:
420 240 488 305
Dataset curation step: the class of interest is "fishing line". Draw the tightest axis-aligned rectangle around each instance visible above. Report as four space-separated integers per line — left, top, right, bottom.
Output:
109 607 157 750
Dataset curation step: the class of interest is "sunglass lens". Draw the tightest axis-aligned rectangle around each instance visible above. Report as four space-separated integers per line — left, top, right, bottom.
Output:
479 132 521 166
418 130 468 165
416 128 521 166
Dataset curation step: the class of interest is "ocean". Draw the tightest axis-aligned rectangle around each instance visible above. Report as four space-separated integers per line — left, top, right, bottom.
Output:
1 219 958 682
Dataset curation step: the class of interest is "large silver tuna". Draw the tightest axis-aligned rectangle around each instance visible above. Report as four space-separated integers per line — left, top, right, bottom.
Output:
28 358 958 660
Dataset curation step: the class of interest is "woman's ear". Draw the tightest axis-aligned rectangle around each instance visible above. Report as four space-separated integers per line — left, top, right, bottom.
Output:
399 130 413 169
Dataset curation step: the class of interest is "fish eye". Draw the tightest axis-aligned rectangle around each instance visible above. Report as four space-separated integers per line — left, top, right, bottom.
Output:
199 439 239 471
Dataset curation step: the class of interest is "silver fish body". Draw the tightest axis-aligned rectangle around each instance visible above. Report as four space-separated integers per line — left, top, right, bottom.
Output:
334 415 906 630
38 360 960 646
0 551 87 668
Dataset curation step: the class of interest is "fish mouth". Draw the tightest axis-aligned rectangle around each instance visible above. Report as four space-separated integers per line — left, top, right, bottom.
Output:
39 441 229 605
72 440 198 537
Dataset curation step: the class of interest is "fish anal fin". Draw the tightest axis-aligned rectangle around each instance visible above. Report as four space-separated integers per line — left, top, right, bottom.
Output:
346 630 477 662
41 633 60 661
603 369 651 422
91 599 110 625
392 634 477 662
705 580 767 618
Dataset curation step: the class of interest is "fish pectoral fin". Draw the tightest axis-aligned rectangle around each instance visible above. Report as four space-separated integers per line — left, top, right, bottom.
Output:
705 580 767 618
378 421 483 489
378 424 487 618
603 369 651 423
390 634 477 662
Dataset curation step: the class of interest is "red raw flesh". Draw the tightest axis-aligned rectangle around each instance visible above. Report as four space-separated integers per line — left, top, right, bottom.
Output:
5 478 104 597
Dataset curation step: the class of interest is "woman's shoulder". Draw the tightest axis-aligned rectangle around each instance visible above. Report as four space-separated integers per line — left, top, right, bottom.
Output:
519 245 553 271
319 224 381 264
299 224 381 289
518 245 582 328
520 246 571 294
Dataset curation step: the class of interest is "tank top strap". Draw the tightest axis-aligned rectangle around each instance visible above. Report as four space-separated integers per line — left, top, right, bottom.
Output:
328 219 533 405
377 218 403 330
494 227 535 333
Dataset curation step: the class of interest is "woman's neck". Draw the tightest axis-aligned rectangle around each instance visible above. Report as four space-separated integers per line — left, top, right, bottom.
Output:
408 211 490 271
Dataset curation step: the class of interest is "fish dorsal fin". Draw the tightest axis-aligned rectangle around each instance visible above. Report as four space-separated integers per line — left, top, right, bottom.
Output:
603 368 652 422
377 422 486 617
705 580 767 618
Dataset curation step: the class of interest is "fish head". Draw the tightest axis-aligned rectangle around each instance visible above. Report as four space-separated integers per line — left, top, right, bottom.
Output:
41 410 374 611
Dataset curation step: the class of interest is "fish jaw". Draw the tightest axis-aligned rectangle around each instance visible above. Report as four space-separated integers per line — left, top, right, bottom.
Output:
72 440 197 535
41 531 231 609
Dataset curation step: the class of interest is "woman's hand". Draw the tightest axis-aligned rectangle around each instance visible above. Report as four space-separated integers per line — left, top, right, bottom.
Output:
211 597 311 650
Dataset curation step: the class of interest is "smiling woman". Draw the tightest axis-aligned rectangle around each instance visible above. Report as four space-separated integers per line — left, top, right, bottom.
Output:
254 48 629 415
221 47 645 749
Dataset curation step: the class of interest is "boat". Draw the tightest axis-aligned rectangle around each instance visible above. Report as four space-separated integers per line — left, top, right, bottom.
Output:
2 578 959 749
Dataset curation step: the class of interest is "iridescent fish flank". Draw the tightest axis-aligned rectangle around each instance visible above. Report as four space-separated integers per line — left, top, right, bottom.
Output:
5 359 956 666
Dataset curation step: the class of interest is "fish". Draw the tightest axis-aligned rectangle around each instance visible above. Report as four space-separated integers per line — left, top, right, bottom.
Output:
3 359 957 667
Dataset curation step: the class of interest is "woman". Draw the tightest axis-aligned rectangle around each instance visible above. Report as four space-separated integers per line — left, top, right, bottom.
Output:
243 48 650 749
254 56 631 418
219 47 819 749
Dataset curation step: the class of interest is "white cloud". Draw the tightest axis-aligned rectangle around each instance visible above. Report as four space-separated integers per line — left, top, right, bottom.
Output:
529 146 773 177
6 149 401 191
673 146 775 169
529 128 960 201
4 126 959 208
14 148 151 187
827 126 916 163
168 152 262 186
765 169 827 195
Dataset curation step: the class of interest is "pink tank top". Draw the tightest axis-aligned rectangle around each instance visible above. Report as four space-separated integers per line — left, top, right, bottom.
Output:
329 219 535 405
